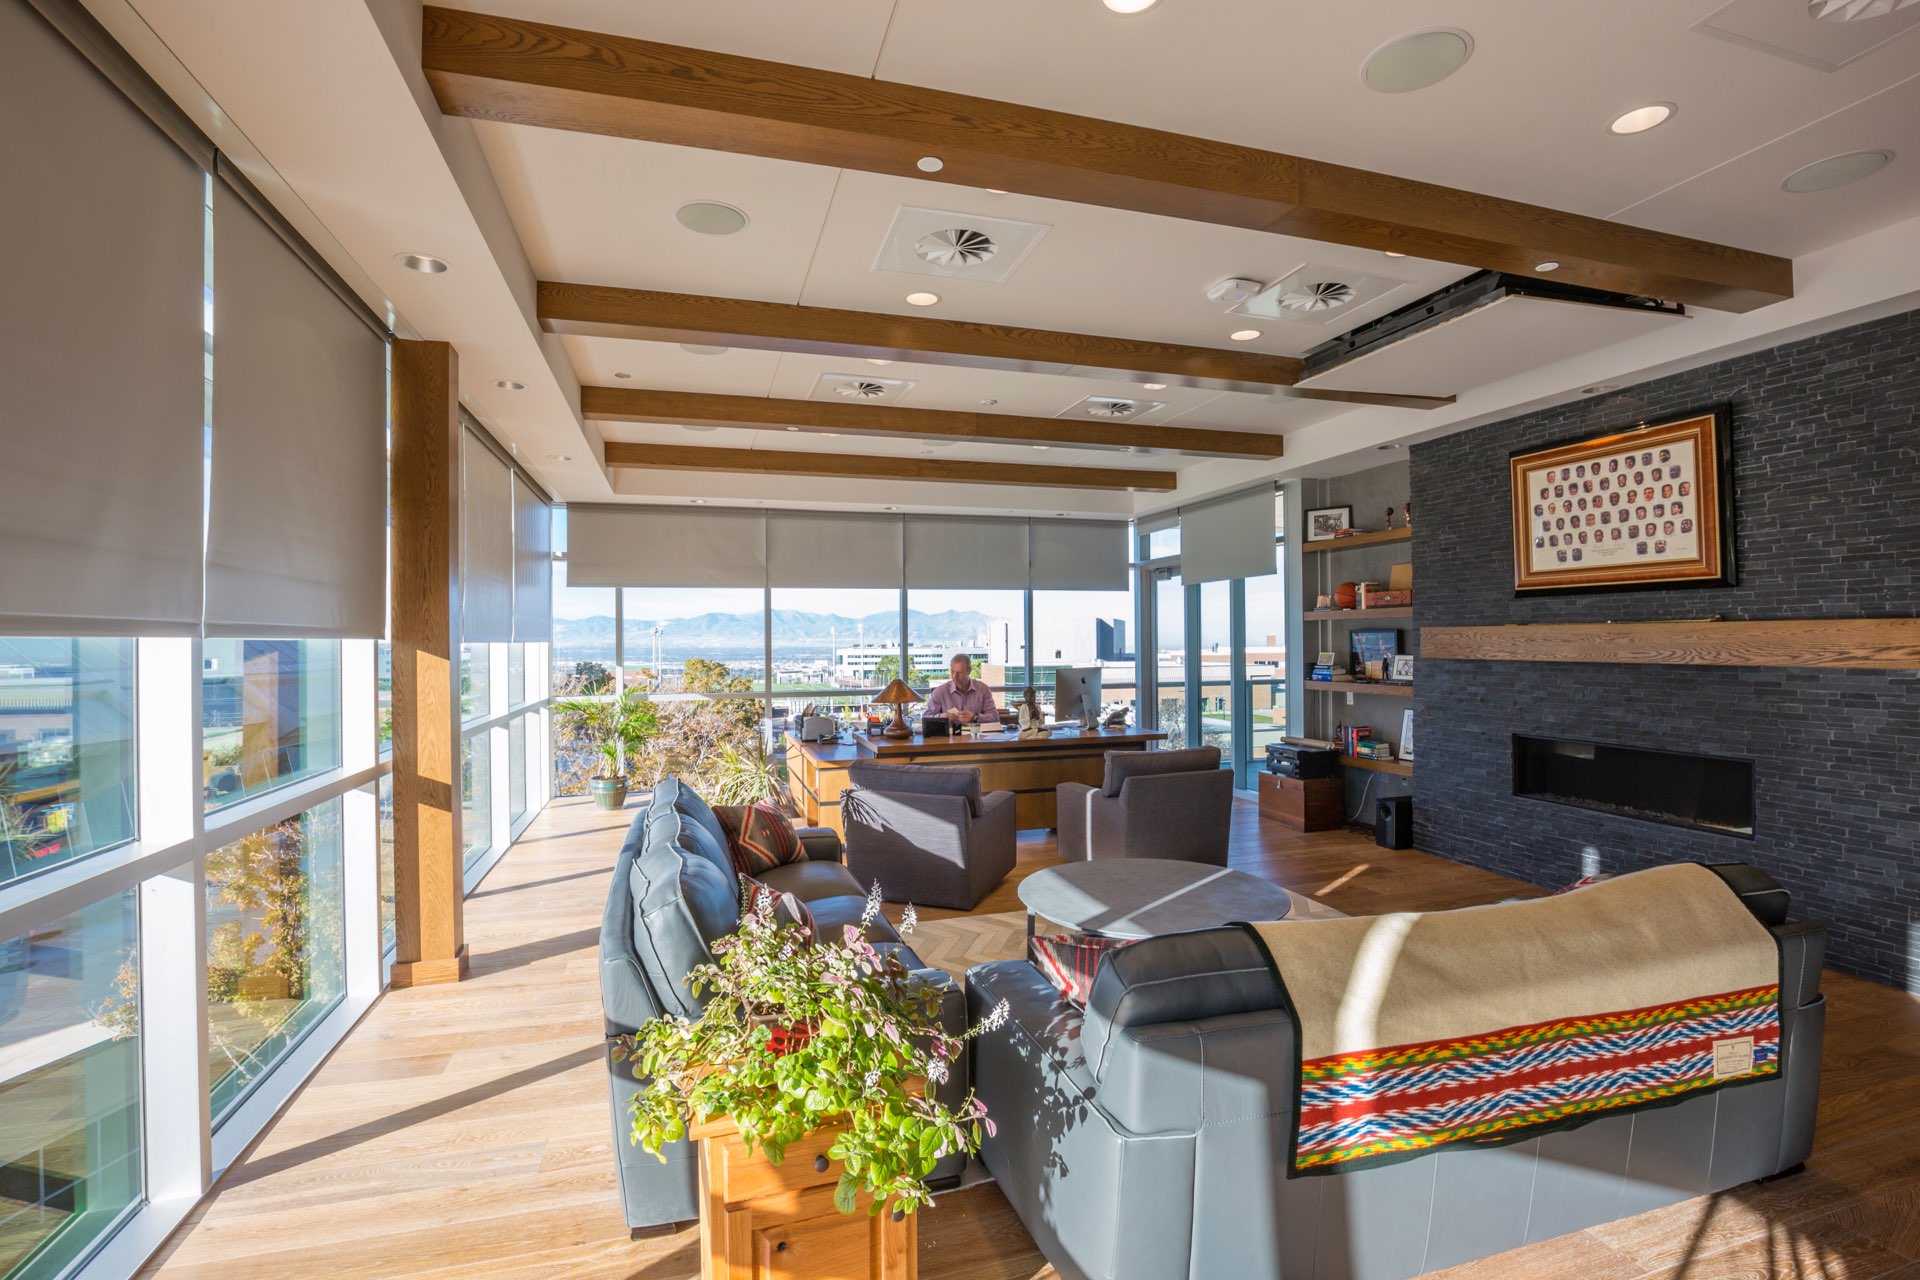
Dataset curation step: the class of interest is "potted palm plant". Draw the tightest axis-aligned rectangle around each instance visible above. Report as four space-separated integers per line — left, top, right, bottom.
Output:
554 688 659 809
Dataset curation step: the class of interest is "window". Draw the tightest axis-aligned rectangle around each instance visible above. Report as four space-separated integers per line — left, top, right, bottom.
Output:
771 589 900 726
0 638 136 889
1243 569 1288 774
462 736 491 871
508 714 527 826
0 892 143 1279
1146 525 1181 559
1196 579 1232 755
1153 573 1186 741
460 643 489 723
375 640 392 753
550 561 615 699
622 588 765 694
377 775 395 955
205 798 346 1121
202 640 341 812
507 643 526 709
907 589 1024 701
1028 589 1135 721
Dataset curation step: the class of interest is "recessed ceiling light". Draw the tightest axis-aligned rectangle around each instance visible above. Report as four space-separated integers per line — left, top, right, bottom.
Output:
1583 383 1618 395
885 506 900 512
394 252 449 274
823 432 841 438
547 453 572 462
979 399 998 406
613 371 632 380
1781 149 1894 193
492 379 525 390
1033 445 1051 451
905 292 941 307
985 188 1009 194
1609 103 1675 135
1383 250 1407 258
867 358 894 366
1143 382 1168 390
1229 329 1261 342
679 344 730 356
1102 0 1160 12
674 201 748 235
690 499 707 504
1535 261 1561 272
1376 443 1403 451
1363 29 1473 94
916 156 944 173
785 426 799 432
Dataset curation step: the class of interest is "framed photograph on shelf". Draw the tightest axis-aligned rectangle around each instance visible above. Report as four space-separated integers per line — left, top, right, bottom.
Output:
1306 506 1353 542
1509 405 1735 594
1399 708 1415 762
1390 655 1414 682
1349 628 1400 677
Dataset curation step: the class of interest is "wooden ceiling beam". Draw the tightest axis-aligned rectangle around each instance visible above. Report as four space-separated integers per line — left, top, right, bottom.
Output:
541 282 1451 409
602 442 1176 491
581 386 1284 458
426 7 1793 313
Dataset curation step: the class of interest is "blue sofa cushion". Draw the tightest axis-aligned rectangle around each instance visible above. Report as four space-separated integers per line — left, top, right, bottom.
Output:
630 808 742 1017
649 777 735 877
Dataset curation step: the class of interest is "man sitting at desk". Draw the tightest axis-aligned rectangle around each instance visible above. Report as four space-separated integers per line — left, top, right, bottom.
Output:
924 653 998 725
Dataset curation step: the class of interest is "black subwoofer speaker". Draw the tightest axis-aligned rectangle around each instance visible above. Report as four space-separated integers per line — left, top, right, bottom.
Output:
1376 795 1413 850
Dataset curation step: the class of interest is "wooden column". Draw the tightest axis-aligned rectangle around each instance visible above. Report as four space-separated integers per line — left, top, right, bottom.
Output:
389 340 468 987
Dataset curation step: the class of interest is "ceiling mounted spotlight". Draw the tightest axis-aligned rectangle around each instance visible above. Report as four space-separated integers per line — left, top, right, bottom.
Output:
394 252 449 273
1142 382 1168 390
1363 29 1474 93
916 156 944 173
679 343 730 356
675 201 749 235
1229 329 1262 341
1781 150 1894 192
1810 0 1920 20
1102 0 1160 12
905 291 941 306
492 379 525 390
1535 261 1561 272
1383 250 1407 258
867 358 894 366
984 188 1009 194
1609 103 1675 135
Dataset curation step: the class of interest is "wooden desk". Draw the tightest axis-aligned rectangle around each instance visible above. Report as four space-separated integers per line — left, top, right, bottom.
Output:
785 728 1168 835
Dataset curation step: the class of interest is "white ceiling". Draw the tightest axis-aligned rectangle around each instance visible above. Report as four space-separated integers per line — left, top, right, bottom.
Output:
91 0 1920 516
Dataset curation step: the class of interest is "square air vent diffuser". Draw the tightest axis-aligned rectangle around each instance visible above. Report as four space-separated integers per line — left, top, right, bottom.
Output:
810 372 917 405
1056 395 1166 421
1231 265 1410 328
873 207 1053 283
1693 0 1920 70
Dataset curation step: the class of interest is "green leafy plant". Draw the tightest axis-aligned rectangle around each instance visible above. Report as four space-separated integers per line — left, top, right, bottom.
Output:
624 883 1006 1216
552 688 660 780
701 742 784 807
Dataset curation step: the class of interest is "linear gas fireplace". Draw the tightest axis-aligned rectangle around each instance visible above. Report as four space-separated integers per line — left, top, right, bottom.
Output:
1512 735 1755 838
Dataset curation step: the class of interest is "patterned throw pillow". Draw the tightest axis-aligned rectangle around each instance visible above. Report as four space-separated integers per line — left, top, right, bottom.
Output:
716 801 805 876
1031 932 1136 1007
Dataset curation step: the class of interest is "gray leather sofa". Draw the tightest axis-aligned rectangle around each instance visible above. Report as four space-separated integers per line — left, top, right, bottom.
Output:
1055 746 1233 864
598 777 968 1234
843 761 1017 910
966 863 1826 1280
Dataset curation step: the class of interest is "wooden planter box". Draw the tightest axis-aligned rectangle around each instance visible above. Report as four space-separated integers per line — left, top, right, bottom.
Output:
691 1113 915 1280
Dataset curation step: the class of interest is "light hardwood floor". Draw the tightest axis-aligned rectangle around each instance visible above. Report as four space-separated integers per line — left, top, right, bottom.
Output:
139 796 1920 1280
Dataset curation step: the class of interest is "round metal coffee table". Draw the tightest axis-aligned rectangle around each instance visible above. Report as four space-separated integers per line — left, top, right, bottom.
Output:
1017 858 1293 949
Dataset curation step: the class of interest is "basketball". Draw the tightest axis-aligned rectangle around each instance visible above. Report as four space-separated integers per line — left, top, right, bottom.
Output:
1333 581 1359 610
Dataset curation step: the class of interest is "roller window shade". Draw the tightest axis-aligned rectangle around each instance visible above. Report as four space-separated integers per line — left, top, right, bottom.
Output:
568 506 767 588
767 513 904 588
904 516 1028 589
1179 486 1277 584
1029 520 1130 591
203 183 388 638
460 432 514 642
0 1 208 635
512 475 552 643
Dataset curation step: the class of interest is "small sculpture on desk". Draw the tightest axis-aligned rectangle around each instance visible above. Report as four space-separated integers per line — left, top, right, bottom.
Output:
1015 687 1049 739
1101 707 1130 730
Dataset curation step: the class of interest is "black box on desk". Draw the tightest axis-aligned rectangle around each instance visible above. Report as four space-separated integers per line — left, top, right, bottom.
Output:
1267 743 1341 780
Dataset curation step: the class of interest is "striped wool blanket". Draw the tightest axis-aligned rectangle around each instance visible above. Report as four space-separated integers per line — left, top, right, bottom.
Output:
1250 864 1781 1176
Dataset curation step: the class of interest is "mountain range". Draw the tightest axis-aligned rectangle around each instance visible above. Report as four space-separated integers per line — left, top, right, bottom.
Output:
553 608 1004 653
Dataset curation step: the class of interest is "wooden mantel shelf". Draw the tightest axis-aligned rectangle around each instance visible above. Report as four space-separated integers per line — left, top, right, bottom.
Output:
1421 618 1920 670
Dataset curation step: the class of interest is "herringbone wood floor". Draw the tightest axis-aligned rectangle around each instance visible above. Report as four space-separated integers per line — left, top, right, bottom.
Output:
137 797 1920 1280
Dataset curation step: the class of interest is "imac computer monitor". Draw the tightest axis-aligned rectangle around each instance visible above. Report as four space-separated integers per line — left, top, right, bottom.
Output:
1052 667 1102 724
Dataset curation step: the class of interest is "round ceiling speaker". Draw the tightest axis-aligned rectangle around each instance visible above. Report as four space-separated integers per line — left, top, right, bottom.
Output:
1781 150 1894 192
914 228 998 267
675 202 748 235
1279 281 1356 312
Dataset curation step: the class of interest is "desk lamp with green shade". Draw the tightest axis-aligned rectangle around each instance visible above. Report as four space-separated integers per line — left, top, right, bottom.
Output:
874 679 923 739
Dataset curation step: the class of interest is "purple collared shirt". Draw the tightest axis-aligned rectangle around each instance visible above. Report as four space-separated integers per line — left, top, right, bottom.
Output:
925 678 998 719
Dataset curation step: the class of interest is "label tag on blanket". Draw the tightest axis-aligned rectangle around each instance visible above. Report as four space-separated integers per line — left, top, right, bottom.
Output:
1712 1036 1756 1079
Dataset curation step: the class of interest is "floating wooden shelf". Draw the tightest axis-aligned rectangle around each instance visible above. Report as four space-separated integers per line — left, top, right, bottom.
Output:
1421 617 1920 670
1306 607 1414 621
1306 681 1416 698
1341 753 1413 777
1302 527 1413 555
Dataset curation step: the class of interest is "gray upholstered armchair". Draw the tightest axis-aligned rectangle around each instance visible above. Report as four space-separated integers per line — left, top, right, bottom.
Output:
843 761 1017 910
1056 746 1232 864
